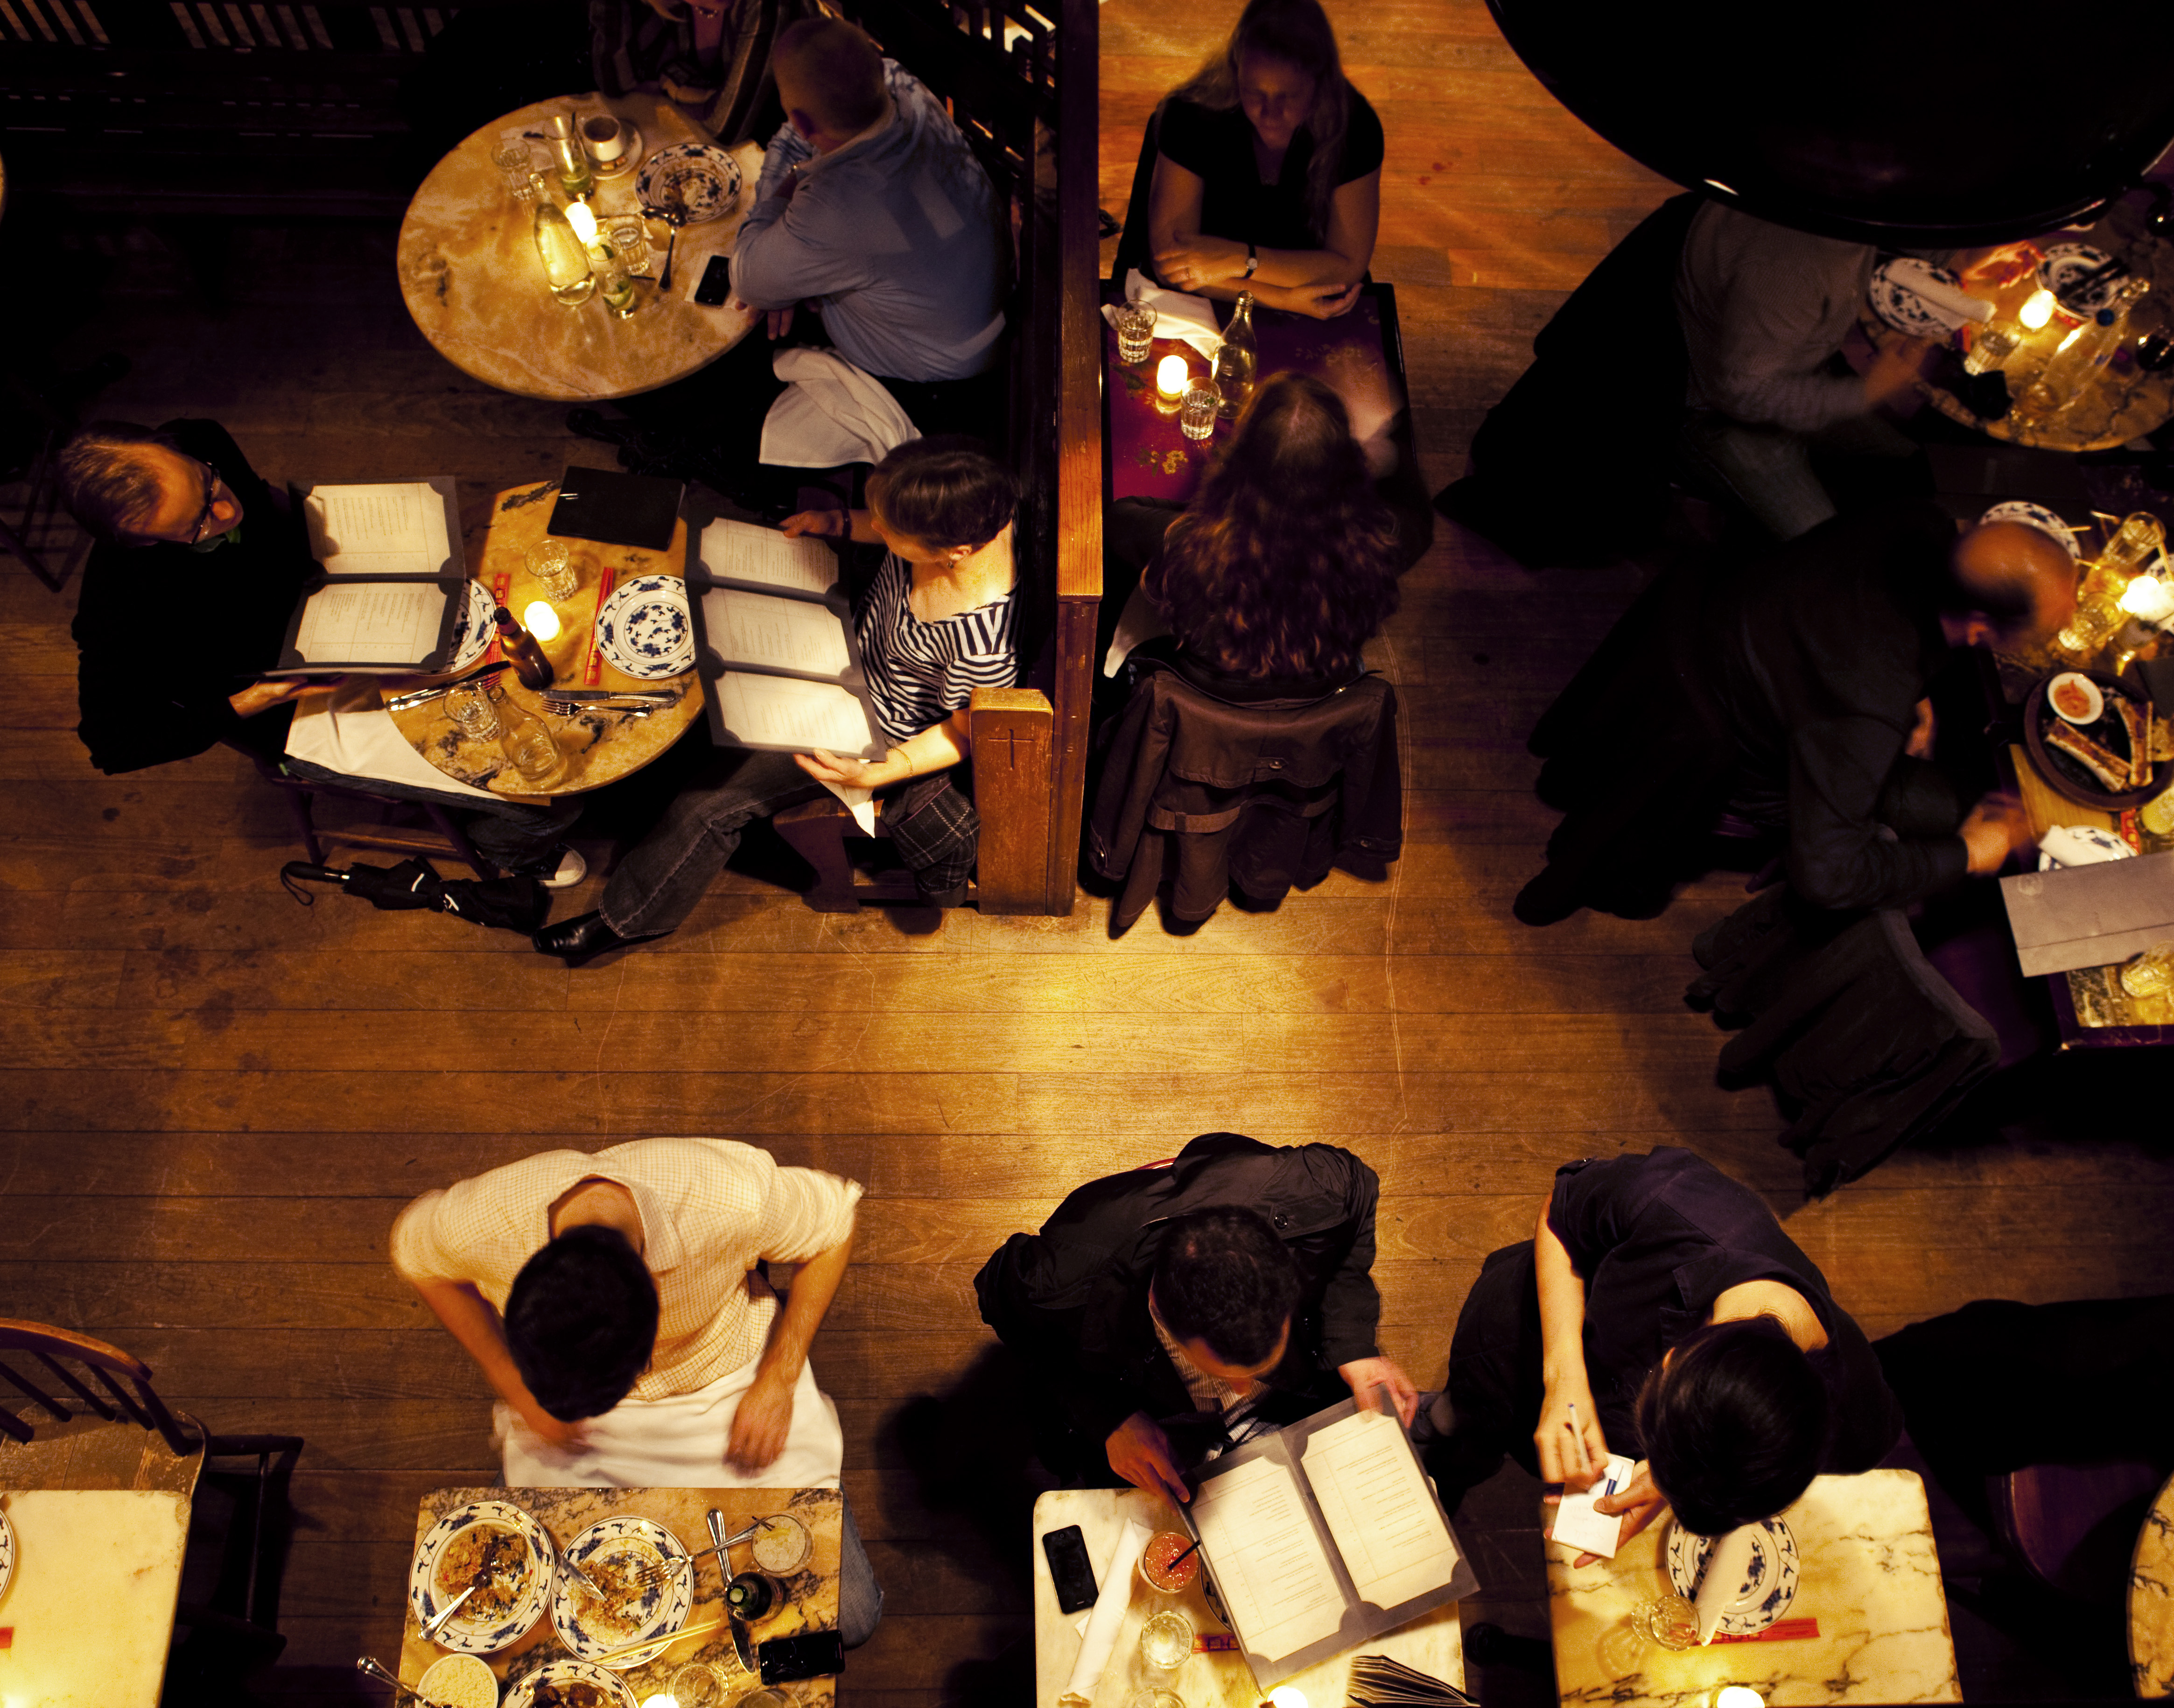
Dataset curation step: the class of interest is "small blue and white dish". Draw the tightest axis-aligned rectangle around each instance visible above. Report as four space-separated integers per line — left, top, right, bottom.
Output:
1666 1515 1800 1637
595 574 694 681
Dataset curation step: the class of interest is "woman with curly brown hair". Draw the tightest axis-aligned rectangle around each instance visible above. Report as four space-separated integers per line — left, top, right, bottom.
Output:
1114 373 1405 697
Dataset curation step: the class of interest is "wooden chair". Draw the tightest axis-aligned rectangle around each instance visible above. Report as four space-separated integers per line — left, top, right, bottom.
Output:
1987 1458 2168 1602
238 748 499 880
0 1319 303 1659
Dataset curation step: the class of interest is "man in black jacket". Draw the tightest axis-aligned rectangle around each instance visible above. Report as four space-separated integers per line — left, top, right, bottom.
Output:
974 1132 1415 1504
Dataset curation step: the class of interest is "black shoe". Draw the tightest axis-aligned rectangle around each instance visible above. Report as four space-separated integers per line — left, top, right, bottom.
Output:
532 910 664 966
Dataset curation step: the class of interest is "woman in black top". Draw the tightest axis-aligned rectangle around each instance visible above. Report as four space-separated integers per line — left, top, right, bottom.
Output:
1115 0 1383 317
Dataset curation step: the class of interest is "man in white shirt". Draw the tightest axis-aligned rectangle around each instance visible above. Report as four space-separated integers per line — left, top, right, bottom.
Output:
392 1137 882 1645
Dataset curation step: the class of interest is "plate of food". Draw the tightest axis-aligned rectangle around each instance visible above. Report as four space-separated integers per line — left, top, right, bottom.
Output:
503 1656 640 1708
637 142 742 224
549 1515 695 1669
2038 243 2130 317
0 1502 14 1604
408 1498 555 1655
1666 1515 1800 1637
2026 669 2170 808
595 574 694 680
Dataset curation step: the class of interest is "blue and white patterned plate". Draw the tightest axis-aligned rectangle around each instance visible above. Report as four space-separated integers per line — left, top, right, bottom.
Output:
595 574 694 681
2039 243 2129 316
549 1515 695 1669
1667 1515 1800 1637
448 580 495 673
1870 258 1974 339
503 1655 640 1708
637 142 742 224
0 1503 14 1606
408 1498 555 1656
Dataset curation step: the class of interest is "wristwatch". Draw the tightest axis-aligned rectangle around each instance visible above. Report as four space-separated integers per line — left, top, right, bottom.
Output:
1243 242 1258 280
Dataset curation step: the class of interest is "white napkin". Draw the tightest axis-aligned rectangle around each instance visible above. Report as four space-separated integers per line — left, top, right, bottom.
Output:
759 347 921 469
820 777 878 835
2039 824 2135 868
1103 268 1223 358
1548 1453 1636 1559
1101 583 1172 677
1694 1524 1761 1645
1886 257 1995 326
1064 1519 1150 1701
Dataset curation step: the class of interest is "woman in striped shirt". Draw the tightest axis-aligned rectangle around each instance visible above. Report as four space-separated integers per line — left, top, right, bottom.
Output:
535 439 1018 966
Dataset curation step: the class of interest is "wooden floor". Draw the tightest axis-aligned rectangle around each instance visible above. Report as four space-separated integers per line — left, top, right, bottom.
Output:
3 1 2172 1703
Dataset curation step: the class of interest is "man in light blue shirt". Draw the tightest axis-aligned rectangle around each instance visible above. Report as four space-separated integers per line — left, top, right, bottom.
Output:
731 18 1006 405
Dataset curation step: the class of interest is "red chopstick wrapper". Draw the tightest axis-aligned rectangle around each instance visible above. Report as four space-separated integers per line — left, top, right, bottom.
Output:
1711 1617 1819 1644
479 571 513 667
0 1626 13 1648
584 565 617 686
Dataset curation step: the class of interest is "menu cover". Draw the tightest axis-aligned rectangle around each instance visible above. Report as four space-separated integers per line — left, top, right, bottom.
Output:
686 512 884 759
268 477 465 675
1182 1399 1478 1690
547 465 684 551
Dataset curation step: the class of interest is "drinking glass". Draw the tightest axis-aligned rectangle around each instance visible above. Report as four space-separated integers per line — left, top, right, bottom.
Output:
1138 1609 1193 1673
1634 1593 1699 1648
750 1513 811 1575
733 1691 794 1708
1962 325 2019 375
526 541 579 602
2118 941 2174 999
544 112 592 199
1179 380 1219 441
1115 300 1157 365
494 143 538 202
1127 1692 1184 1708
603 217 652 276
670 1662 731 1708
445 684 500 739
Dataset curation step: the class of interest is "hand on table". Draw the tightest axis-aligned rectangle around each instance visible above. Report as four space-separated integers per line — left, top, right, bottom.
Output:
228 677 312 719
1906 697 1937 761
781 509 849 539
1338 1356 1418 1427
1151 236 1248 293
725 1365 797 1473
1106 1411 1192 1505
1269 279 1363 319
1533 1378 1608 1492
1961 790 2034 875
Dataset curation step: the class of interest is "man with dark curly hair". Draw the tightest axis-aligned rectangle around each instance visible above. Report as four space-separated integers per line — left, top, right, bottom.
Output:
975 1132 1414 1504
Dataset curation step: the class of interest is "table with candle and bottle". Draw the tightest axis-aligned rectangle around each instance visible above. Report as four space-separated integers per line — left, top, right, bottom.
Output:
381 481 705 799
398 94 764 402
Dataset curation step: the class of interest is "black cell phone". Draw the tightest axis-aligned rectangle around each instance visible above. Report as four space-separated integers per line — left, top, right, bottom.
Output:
758 1630 845 1683
1042 1523 1098 1614
693 254 733 307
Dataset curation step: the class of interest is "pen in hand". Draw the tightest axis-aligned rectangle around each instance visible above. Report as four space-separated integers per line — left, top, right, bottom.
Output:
1564 1401 1596 1481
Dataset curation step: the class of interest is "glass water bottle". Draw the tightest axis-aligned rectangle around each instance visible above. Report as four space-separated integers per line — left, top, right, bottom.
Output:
531 177 595 306
1212 292 1258 420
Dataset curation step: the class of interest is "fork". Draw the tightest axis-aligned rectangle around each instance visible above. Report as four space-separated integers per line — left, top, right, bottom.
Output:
541 693 670 715
570 1550 688 1601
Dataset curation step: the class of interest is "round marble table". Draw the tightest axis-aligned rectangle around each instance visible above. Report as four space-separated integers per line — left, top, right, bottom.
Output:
398 93 763 400
2132 1469 2174 1697
387 480 704 798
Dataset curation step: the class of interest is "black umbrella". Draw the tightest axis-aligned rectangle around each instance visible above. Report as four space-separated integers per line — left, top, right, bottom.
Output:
281 859 548 932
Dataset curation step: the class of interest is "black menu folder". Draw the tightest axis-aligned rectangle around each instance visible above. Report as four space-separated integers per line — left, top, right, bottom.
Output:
547 465 684 551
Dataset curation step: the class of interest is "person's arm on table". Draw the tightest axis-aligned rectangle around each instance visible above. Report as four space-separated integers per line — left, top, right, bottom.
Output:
729 164 872 320
407 1274 587 1449
726 1227 854 1471
1146 155 1379 317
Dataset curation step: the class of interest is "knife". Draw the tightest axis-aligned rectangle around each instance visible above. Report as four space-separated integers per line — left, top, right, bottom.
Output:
711 1509 756 1671
547 688 677 705
384 660 509 712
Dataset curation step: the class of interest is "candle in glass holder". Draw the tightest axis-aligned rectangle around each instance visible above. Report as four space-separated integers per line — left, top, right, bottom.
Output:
1155 354 1188 414
2019 288 2057 330
522 600 563 642
564 200 599 246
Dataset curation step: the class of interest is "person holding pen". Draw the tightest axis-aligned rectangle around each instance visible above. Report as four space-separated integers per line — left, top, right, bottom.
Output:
1417 1148 1900 1551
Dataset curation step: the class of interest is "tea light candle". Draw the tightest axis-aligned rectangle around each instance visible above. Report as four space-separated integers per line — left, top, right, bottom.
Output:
564 200 599 245
2121 574 2174 625
1267 1689 1309 1708
522 600 562 641
2018 288 2056 330
1714 1689 1763 1708
1156 353 1188 414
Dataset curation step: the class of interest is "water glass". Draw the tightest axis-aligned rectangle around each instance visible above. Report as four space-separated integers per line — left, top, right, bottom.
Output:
1127 1693 1184 1708
1115 300 1157 365
1138 1609 1192 1673
445 684 500 740
494 143 538 202
526 541 579 602
2118 941 2174 999
669 1662 731 1708
1634 1593 1700 1649
1179 380 1219 441
603 216 651 276
543 112 592 199
749 1513 811 1574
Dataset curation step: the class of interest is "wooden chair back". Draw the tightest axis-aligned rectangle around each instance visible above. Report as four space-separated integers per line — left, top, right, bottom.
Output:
0 1318 196 1457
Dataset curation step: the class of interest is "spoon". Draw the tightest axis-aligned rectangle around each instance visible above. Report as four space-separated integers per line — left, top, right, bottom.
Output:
417 1581 477 1640
654 188 688 293
356 1655 431 1704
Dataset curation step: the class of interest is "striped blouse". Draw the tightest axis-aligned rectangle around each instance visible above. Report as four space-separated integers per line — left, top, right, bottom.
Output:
855 550 1018 744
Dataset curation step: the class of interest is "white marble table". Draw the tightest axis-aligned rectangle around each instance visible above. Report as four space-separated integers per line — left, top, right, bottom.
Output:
2131 1469 2174 1697
1545 1469 1960 1708
0 1489 191 1707
1033 1488 1466 1708
398 93 763 400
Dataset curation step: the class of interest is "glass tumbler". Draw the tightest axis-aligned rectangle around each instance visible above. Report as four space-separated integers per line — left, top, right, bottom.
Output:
1138 1609 1193 1674
445 684 501 740
2118 941 2174 999
1115 300 1157 365
1179 381 1219 441
526 541 579 602
494 143 538 202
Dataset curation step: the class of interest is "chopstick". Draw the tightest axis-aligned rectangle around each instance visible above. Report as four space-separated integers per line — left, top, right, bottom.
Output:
586 1614 726 1667
584 564 617 686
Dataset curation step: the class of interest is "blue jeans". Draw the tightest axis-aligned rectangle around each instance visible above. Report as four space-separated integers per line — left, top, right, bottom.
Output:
279 756 576 874
837 1494 884 1648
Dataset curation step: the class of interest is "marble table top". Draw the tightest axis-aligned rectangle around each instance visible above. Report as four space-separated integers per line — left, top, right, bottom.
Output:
399 1485 842 1706
1546 1470 1959 1708
2131 1469 2174 1696
399 93 762 400
0 1488 190 1708
1033 1488 1465 1708
387 480 704 797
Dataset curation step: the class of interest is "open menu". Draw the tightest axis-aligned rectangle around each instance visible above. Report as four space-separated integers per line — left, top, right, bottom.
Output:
268 478 465 675
1184 1400 1477 1689
687 515 884 759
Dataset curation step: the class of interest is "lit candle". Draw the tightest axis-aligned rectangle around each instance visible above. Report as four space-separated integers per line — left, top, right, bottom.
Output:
522 600 562 641
565 200 599 245
2018 288 2056 330
1155 354 1188 414
2120 573 2174 625
638 1695 680 1708
1714 1689 1764 1708
1267 1690 1309 1708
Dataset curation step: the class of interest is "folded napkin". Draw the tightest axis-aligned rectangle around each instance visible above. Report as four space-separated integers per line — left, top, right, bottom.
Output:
1884 257 1995 328
1103 268 1223 358
1063 1519 1150 1702
759 347 920 469
1694 1524 1761 1645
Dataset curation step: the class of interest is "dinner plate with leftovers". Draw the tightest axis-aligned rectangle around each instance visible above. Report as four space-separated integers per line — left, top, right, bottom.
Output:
549 1515 695 1668
504 1656 639 1708
408 1499 556 1655
2027 671 2169 809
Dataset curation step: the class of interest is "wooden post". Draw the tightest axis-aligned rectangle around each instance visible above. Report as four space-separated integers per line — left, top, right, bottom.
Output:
970 687 1054 913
